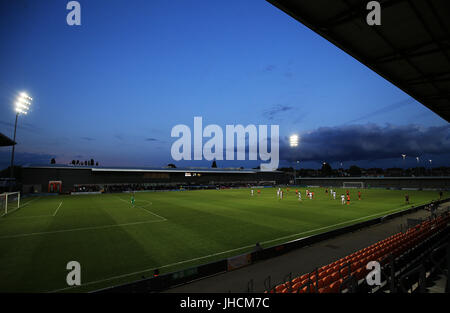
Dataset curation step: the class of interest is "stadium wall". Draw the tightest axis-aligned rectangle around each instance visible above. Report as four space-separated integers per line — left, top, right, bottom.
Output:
297 177 450 190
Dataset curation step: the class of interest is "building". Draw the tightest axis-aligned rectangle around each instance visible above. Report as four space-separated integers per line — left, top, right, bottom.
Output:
20 165 290 194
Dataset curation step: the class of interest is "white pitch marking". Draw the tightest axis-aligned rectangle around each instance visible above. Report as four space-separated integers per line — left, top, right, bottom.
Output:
53 201 63 216
115 197 167 221
47 206 411 293
0 219 166 240
20 196 41 208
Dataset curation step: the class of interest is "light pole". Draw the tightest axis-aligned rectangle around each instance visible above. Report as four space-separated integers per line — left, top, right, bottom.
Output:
416 156 420 176
289 135 299 185
401 154 406 176
429 159 432 176
293 160 300 185
10 92 32 180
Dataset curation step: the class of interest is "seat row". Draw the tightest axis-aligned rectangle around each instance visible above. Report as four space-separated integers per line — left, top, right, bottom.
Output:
268 213 450 293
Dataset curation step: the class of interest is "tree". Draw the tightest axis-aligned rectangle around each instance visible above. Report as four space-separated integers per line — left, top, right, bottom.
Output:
212 160 217 168
167 163 176 168
349 165 362 176
96 162 99 166
50 158 56 164
76 160 80 165
90 159 94 166
71 160 76 165
84 160 88 166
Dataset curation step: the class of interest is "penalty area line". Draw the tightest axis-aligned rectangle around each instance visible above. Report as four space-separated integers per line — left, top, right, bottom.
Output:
115 196 167 221
0 219 166 240
53 201 63 216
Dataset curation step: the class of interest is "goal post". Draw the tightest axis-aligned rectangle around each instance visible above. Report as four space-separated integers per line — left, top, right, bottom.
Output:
0 192 20 217
342 182 364 189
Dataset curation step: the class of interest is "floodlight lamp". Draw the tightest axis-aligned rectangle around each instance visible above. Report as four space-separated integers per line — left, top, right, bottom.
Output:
289 134 299 147
15 92 32 114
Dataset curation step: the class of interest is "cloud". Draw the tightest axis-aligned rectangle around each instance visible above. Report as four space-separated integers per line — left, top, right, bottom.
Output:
280 124 450 163
263 65 276 72
0 120 42 133
80 137 95 141
145 138 158 142
0 151 56 169
263 104 294 121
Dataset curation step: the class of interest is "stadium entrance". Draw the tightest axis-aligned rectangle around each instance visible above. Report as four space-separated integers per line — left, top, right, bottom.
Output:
48 180 62 193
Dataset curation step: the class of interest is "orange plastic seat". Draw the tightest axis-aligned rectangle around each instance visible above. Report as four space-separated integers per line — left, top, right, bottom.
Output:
330 272 339 282
275 284 285 293
322 275 332 287
328 281 341 293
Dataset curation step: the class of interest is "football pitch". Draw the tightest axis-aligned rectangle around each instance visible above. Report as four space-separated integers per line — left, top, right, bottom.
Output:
0 187 444 293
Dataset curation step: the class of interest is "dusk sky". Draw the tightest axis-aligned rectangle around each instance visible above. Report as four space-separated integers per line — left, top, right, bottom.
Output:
0 0 448 170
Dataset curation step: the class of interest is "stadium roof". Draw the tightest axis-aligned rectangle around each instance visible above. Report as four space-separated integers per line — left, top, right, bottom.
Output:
0 133 15 146
267 0 450 122
22 165 274 174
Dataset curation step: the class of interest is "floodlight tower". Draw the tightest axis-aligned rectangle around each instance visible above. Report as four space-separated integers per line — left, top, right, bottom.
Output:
401 154 406 176
416 156 420 176
429 159 433 175
293 160 300 185
10 92 32 179
289 135 299 185
289 134 299 148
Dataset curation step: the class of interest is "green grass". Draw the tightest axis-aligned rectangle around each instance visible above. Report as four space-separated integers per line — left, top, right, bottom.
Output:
0 187 444 293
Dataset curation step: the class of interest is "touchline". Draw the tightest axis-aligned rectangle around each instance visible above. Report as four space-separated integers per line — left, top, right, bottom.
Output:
170 116 279 171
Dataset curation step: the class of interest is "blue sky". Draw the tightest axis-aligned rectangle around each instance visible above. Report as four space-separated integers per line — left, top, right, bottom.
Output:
0 0 448 170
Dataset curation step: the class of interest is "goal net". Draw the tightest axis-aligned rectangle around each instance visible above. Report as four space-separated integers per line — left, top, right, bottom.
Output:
343 182 364 189
0 192 20 217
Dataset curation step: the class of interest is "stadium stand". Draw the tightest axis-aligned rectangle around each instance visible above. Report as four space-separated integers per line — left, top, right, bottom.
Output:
267 211 450 293
0 132 16 146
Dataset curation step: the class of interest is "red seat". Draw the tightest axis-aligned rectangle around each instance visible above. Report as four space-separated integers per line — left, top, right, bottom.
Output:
328 281 341 293
291 276 302 284
322 275 332 287
275 284 285 292
319 286 331 293
330 272 339 282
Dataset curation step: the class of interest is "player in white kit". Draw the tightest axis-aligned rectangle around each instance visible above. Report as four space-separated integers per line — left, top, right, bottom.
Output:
333 191 336 200
298 191 302 201
341 194 345 205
